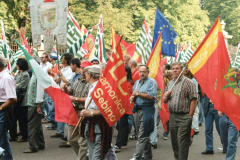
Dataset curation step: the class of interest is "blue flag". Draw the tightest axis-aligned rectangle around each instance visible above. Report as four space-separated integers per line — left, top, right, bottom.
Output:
152 8 177 57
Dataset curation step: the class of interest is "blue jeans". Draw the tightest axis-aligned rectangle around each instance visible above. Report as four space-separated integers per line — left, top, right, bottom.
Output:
45 93 57 127
57 122 65 135
219 113 239 160
198 97 204 124
150 103 158 144
0 110 13 160
205 104 221 151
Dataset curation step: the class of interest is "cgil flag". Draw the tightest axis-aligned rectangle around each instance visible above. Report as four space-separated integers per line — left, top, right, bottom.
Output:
112 28 136 57
188 17 240 130
234 43 240 68
15 39 78 126
175 42 186 62
182 43 194 63
67 10 87 58
134 17 153 64
93 14 108 63
152 8 177 57
90 36 129 127
146 32 169 132
1 19 17 72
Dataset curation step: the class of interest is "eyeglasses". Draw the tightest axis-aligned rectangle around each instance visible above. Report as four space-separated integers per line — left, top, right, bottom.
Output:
40 57 45 59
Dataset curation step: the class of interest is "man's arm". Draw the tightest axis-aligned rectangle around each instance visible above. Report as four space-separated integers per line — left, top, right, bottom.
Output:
163 91 172 103
1 98 17 109
80 109 102 117
189 98 197 117
69 96 87 103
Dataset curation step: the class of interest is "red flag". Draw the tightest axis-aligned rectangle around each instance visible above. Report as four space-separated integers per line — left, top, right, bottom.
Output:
21 31 32 56
90 36 129 127
160 57 168 67
112 28 136 57
188 16 240 130
81 24 96 58
146 32 169 132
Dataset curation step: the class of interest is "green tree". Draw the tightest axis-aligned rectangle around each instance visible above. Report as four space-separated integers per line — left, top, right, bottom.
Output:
201 0 240 46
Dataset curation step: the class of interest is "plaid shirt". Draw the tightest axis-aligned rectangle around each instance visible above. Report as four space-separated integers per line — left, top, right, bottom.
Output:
69 78 90 109
165 76 197 113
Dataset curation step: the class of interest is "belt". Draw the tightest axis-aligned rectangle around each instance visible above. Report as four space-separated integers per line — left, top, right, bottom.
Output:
75 108 84 111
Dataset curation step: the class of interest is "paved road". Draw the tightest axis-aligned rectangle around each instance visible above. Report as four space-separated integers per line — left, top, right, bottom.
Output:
11 122 240 160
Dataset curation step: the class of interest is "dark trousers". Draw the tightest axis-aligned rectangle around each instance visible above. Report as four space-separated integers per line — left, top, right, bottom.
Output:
28 106 45 151
169 113 192 160
9 106 28 139
116 114 129 148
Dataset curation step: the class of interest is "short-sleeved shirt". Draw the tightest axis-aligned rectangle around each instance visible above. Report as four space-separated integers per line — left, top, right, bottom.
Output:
61 66 74 85
69 78 89 109
133 77 158 104
165 76 197 113
40 62 52 73
85 81 98 110
0 69 17 102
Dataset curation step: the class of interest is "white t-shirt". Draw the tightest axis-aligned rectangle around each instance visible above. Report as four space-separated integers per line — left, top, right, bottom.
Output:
85 81 98 110
40 62 52 73
60 66 74 85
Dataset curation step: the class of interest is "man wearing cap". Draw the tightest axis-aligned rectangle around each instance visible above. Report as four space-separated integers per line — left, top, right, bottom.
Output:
80 65 117 160
0 56 17 160
62 61 92 159
47 51 59 78
91 58 100 65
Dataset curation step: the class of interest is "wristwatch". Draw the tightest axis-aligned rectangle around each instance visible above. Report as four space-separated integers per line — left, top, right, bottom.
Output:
91 110 94 117
0 107 2 111
59 74 62 76
137 92 139 96
75 97 78 102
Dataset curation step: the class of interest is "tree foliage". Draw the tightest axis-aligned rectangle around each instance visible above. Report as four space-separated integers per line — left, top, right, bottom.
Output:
201 0 240 46
0 0 211 51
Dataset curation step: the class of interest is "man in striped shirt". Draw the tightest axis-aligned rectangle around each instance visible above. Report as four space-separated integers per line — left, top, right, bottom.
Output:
163 62 197 160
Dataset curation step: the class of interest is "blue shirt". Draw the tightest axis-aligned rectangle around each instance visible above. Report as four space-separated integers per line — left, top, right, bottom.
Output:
133 77 158 104
71 72 81 86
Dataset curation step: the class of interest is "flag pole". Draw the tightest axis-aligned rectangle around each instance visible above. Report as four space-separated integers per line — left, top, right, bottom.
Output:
71 97 92 136
169 66 187 91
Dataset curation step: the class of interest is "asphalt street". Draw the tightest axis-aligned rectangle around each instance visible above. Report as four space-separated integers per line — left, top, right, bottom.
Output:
10 122 240 160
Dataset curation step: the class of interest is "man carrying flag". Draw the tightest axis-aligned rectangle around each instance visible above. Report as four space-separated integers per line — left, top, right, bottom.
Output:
163 62 197 160
130 65 158 160
188 16 240 160
80 65 117 160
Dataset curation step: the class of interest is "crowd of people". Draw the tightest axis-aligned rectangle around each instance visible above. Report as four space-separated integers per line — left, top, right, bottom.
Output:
0 51 239 160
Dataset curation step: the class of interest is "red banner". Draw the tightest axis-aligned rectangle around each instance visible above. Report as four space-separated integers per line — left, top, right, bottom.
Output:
91 36 129 127
188 16 240 130
112 29 136 57
80 24 95 57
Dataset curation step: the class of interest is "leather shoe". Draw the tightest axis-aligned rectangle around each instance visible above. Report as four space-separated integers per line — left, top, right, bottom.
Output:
50 133 64 138
23 149 37 153
59 144 71 148
201 150 214 154
42 120 50 124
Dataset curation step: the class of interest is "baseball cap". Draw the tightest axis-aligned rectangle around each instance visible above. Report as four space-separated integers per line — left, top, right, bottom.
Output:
81 61 93 68
91 58 100 63
50 51 58 60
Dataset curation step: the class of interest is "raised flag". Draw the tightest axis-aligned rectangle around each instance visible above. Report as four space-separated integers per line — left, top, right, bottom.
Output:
175 42 186 62
182 43 194 63
112 28 136 57
152 8 177 57
80 24 96 58
67 10 86 58
67 25 96 58
188 17 240 130
90 36 129 127
15 39 78 126
146 32 169 132
93 14 108 63
134 18 153 64
1 20 17 72
21 31 32 56
234 43 240 68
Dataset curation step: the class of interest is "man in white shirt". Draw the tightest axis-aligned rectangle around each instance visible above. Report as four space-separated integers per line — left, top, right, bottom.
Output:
51 53 74 138
80 65 117 160
0 56 17 160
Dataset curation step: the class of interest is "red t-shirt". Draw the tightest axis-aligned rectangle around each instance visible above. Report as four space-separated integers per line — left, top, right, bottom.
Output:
132 68 140 83
49 63 58 78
